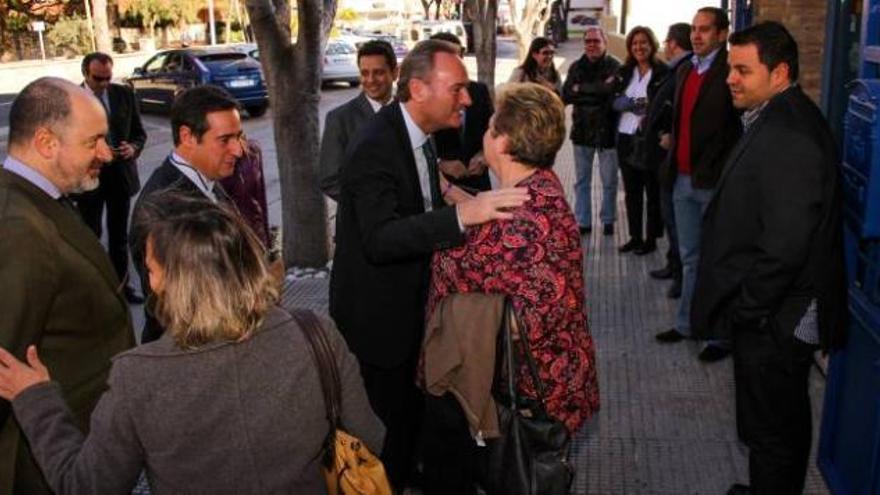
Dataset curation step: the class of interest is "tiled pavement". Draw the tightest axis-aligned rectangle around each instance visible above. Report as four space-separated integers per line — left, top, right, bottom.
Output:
280 39 832 494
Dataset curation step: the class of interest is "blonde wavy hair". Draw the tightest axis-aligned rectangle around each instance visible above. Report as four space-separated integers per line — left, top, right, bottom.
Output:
492 82 566 169
147 194 279 349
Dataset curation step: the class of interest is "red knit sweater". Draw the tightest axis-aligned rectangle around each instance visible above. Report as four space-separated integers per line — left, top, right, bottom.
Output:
676 68 708 175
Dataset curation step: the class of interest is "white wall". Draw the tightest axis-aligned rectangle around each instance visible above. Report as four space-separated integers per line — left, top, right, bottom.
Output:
609 0 722 40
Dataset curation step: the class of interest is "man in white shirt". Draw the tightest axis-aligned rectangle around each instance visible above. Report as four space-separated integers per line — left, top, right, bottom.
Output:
130 86 244 343
319 40 398 201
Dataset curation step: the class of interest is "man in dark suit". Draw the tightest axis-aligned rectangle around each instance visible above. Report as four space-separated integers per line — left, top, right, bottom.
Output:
130 86 244 343
319 40 398 201
693 22 846 495
430 32 494 193
331 40 529 490
0 78 135 494
74 52 148 303
654 7 742 363
645 22 692 299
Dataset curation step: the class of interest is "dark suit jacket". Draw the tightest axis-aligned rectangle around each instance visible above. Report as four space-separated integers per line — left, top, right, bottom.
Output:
0 169 135 494
691 86 847 350
434 80 493 192
129 158 214 343
643 54 690 175
663 48 742 189
330 102 464 368
101 83 147 196
319 93 376 201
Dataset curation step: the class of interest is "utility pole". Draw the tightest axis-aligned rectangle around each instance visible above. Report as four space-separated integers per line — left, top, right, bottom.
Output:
83 0 97 51
208 0 217 45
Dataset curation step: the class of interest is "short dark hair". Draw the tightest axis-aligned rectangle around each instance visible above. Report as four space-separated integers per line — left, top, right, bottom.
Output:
697 7 730 32
170 86 239 146
397 39 461 102
430 31 463 51
729 21 800 82
82 51 114 75
666 22 692 51
8 77 72 147
357 40 397 71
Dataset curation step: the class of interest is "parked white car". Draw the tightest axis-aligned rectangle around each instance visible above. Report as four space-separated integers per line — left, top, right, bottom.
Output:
231 40 360 87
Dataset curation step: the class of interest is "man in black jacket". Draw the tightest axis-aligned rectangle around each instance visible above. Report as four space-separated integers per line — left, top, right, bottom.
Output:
693 22 846 494
562 26 621 235
645 23 692 298
654 8 742 363
431 32 494 193
331 40 529 491
75 52 147 303
130 86 243 343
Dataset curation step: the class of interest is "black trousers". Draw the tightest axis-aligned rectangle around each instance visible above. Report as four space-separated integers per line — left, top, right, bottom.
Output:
659 181 681 271
732 321 815 495
360 359 424 492
75 178 132 284
617 133 663 242
422 393 488 495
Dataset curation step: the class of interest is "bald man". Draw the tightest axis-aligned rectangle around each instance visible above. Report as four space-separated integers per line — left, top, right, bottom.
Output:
0 77 135 494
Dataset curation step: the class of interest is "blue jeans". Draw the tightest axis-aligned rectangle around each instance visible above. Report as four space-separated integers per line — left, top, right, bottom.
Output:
573 145 618 228
673 175 714 336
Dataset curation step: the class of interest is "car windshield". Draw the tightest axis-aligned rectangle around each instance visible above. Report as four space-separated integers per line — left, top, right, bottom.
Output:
326 43 356 55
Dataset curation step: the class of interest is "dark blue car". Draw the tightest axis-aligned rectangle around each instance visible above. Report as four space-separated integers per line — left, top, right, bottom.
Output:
126 48 269 117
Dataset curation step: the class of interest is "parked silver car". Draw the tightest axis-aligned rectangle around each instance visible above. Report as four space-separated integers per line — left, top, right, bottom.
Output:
233 40 360 87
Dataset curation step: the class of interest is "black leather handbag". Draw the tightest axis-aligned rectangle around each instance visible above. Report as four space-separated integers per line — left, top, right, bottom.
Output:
489 300 573 495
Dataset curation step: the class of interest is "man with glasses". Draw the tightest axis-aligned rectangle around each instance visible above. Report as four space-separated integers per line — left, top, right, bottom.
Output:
75 52 147 304
562 26 622 235
645 23 692 299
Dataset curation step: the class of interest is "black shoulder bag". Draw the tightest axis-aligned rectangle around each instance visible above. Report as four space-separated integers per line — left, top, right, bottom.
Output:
489 300 573 495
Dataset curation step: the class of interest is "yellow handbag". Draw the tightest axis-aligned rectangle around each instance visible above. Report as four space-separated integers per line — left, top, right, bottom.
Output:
290 310 392 495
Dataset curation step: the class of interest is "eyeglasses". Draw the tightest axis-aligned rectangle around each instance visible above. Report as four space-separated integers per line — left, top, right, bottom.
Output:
90 75 112 83
538 49 555 56
584 39 602 45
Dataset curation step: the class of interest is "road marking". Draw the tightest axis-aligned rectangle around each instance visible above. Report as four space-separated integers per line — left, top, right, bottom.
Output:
0 101 13 106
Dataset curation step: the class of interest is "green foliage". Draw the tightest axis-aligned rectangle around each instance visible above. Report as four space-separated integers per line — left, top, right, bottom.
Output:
46 14 92 57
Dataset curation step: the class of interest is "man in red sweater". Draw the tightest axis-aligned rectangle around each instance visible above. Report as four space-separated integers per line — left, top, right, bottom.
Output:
654 7 742 362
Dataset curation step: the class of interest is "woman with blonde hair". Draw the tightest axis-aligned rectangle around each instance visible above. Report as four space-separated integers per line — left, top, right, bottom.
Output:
0 194 383 494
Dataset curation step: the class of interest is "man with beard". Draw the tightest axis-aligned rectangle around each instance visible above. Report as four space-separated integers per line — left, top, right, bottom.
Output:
0 77 135 494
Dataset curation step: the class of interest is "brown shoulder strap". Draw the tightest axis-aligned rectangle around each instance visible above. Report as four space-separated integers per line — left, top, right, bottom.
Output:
290 309 342 427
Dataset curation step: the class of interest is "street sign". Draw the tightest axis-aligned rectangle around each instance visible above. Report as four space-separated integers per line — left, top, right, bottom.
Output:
31 21 46 32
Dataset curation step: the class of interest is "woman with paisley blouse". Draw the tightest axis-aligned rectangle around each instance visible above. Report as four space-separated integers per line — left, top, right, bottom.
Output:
425 83 599 493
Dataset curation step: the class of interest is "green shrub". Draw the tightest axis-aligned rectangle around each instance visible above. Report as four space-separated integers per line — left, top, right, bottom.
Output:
46 15 92 58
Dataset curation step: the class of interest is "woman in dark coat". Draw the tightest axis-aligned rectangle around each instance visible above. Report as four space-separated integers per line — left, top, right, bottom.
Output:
0 195 384 495
612 26 669 255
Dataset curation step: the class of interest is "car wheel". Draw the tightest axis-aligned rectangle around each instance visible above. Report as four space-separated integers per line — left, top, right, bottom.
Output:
246 104 268 117
348 80 360 88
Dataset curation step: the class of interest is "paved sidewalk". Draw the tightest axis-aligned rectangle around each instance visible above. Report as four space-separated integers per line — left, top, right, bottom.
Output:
279 39 831 494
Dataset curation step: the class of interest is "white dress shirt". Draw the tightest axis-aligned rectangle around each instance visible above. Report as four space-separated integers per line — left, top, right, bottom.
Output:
168 152 219 203
617 68 651 135
399 103 434 212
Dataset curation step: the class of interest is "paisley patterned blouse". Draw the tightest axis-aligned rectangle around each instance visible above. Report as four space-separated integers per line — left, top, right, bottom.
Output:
427 168 599 433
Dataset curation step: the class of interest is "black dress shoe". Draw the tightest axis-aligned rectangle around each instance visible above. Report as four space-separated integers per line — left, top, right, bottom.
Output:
603 223 614 236
123 286 145 305
634 238 657 255
655 328 687 343
667 278 682 299
726 483 751 495
698 344 732 362
649 265 674 279
579 225 592 235
618 239 643 253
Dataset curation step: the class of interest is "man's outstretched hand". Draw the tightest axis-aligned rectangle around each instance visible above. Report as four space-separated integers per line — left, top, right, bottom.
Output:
456 187 530 227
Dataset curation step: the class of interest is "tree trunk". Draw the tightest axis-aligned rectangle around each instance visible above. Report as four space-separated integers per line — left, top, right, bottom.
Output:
508 0 551 60
465 0 497 87
90 0 113 52
420 0 431 19
245 0 333 268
